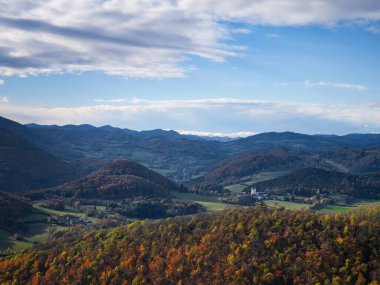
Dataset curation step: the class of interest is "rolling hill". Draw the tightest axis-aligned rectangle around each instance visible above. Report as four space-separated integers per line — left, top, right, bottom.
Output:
200 148 307 185
3 115 380 184
252 167 380 198
323 148 380 174
0 192 32 228
33 159 184 200
0 127 81 192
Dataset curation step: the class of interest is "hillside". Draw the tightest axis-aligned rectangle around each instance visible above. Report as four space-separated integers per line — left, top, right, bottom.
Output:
23 120 225 181
201 148 307 185
1 206 380 284
0 192 32 228
0 127 80 192
253 167 380 198
3 116 380 184
33 160 184 200
223 132 380 154
323 148 380 173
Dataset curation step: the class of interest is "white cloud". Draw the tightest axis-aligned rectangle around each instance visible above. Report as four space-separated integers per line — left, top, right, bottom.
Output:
176 130 257 138
1 98 380 134
275 80 367 91
0 1 379 78
0 96 9 103
266 33 281 38
0 79 4 85
94 98 129 103
302 80 367 91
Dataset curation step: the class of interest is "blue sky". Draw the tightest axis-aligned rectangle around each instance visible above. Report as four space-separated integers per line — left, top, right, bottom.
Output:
0 1 380 136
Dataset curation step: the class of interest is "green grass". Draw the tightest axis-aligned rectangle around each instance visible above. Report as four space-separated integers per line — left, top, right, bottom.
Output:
191 171 207 180
0 201 103 252
173 192 234 212
81 205 106 211
246 171 290 185
32 201 99 222
0 223 68 252
352 198 380 207
151 168 177 175
224 184 246 193
265 197 380 214
313 204 353 214
264 200 310 210
224 171 289 192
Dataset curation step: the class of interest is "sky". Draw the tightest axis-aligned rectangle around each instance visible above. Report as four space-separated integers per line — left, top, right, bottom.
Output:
0 1 380 136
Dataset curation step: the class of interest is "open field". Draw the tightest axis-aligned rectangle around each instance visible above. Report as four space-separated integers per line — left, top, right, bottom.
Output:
32 201 99 222
264 200 310 210
0 223 67 253
173 192 235 212
313 204 354 213
0 202 102 253
352 198 380 207
265 197 380 213
224 184 246 193
224 171 290 193
246 171 290 185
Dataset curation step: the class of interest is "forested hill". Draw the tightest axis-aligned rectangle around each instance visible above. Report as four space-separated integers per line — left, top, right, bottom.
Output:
200 148 307 186
0 127 80 192
323 148 380 174
253 167 380 198
0 192 32 228
1 206 380 284
31 160 183 200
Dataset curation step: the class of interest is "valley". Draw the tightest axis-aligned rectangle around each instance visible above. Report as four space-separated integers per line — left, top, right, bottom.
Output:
1 4 379 283
1 116 380 284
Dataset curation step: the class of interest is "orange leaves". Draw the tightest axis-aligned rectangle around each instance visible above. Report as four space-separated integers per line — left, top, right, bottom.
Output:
139 244 145 254
336 237 344 245
227 254 235 265
2 206 380 284
31 275 41 285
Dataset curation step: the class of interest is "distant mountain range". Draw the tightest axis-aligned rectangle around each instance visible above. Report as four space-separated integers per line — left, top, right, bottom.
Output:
2 115 380 192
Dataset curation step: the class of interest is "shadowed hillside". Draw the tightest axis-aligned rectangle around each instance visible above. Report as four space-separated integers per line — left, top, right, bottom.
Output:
32 160 184 200
0 127 80 192
323 148 380 173
0 192 32 228
253 167 380 198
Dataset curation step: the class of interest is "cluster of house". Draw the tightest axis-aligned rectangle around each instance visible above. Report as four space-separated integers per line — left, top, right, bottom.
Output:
51 214 92 227
250 187 269 201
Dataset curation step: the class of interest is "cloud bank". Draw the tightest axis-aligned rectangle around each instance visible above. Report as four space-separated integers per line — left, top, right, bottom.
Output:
275 80 367 91
0 0 379 78
1 98 380 135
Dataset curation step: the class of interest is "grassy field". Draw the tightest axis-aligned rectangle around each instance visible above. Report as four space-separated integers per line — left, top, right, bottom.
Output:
224 171 290 193
173 192 235 212
224 184 246 193
264 200 310 210
32 201 99 222
0 201 103 253
352 198 380 207
0 222 67 252
313 204 354 213
265 197 380 213
246 171 290 184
